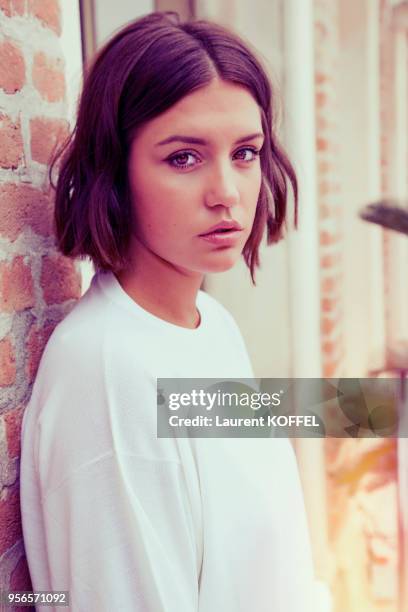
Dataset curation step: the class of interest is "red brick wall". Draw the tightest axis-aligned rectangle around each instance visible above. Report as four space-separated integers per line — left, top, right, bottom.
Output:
314 0 345 380
316 2 400 611
380 0 402 361
0 0 81 601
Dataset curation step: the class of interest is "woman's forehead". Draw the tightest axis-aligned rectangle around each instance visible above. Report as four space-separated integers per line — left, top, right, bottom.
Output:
136 82 263 146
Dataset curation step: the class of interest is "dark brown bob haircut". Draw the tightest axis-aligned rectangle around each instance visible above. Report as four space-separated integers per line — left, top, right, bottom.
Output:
51 11 298 286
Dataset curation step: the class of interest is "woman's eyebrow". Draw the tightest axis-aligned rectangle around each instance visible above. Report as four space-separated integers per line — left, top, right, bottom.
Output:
155 132 264 146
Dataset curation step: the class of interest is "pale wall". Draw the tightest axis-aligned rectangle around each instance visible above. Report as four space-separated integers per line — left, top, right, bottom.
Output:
199 0 293 378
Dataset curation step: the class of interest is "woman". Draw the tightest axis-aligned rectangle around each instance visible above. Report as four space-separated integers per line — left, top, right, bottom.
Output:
20 11 316 611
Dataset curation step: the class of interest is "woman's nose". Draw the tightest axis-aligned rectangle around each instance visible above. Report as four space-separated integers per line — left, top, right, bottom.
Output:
204 162 240 208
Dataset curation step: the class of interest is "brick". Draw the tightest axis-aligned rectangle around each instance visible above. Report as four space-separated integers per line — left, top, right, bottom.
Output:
11 0 25 14
321 296 339 312
316 91 328 108
4 405 24 458
28 0 61 35
320 230 340 246
318 161 334 174
320 204 331 219
321 275 339 293
320 204 342 220
0 256 35 312
0 0 11 16
317 137 329 152
316 115 329 131
322 339 339 355
0 0 25 15
32 52 65 102
321 252 341 268
323 358 341 378
315 21 328 41
0 0 11 17
0 113 24 169
25 320 56 382
319 180 335 197
41 254 81 305
315 72 330 85
0 485 22 555
30 117 69 165
0 336 16 386
321 315 340 335
0 40 25 94
0 183 54 240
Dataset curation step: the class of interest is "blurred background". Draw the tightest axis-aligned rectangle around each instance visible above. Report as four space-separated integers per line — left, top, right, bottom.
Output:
0 0 406 610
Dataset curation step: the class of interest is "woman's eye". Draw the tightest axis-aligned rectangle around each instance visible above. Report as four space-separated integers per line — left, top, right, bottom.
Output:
166 147 260 170
234 147 261 162
167 151 198 169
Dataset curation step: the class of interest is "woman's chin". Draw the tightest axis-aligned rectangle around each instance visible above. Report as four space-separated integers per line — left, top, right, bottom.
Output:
202 251 239 273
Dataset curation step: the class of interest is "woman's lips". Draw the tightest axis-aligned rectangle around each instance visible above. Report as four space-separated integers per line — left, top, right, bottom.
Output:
198 229 243 246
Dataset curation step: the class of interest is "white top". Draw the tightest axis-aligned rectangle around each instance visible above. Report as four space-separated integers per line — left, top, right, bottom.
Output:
20 271 316 612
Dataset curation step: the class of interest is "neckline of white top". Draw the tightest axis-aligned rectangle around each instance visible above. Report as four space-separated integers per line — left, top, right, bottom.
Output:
94 270 207 336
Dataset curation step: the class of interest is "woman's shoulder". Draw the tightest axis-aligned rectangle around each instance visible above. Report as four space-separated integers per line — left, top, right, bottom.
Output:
26 281 159 455
36 275 148 384
39 292 110 368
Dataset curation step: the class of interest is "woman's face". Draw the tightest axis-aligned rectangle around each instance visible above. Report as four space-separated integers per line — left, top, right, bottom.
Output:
127 78 264 276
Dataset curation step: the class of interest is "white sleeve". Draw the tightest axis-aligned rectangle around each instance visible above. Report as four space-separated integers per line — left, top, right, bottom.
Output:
25 329 200 612
40 452 199 612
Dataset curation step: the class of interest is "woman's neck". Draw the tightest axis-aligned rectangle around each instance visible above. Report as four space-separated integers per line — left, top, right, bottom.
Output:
115 240 204 329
